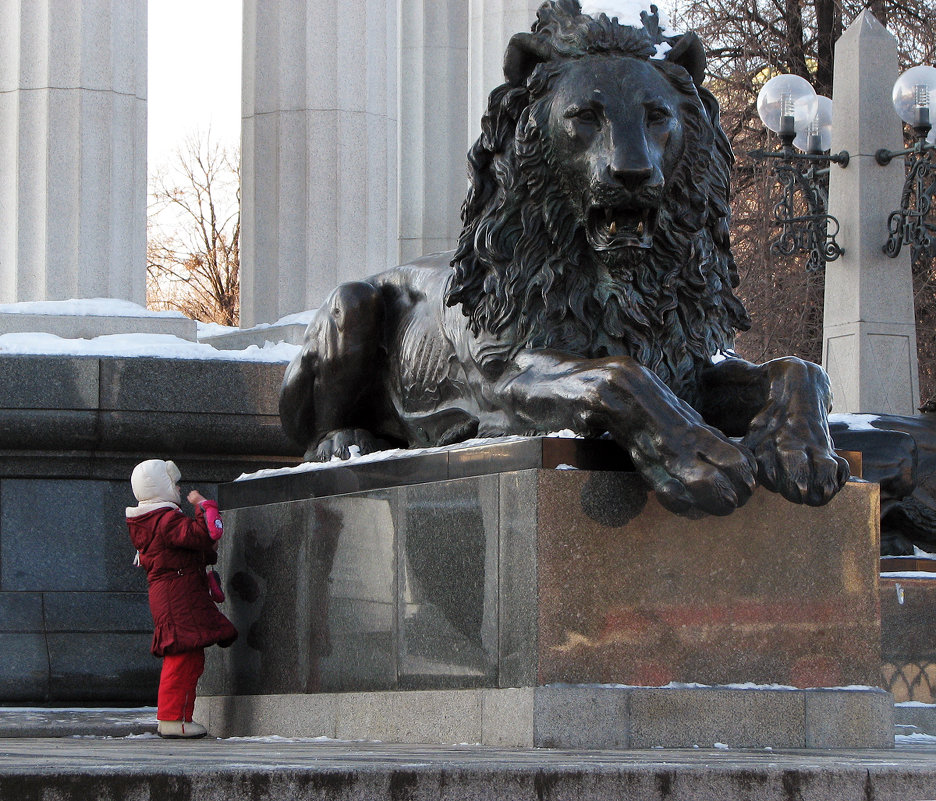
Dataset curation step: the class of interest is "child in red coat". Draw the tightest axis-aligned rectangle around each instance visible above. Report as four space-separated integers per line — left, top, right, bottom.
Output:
126 459 237 739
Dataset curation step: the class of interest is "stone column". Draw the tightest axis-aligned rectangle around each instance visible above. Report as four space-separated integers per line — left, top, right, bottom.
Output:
240 0 397 328
0 0 147 304
823 10 920 414
468 0 542 141
397 0 470 262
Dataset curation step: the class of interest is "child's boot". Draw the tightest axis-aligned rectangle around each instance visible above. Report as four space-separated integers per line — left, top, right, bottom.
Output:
157 720 208 738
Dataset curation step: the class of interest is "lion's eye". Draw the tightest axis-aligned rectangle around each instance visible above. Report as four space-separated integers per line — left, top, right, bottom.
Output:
571 108 600 126
646 106 672 125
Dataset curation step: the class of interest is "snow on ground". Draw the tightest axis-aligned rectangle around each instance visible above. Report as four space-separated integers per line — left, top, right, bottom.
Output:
0 299 300 363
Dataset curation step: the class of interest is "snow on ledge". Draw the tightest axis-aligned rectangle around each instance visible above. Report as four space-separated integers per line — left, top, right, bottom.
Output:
0 298 184 318
0 331 300 363
236 430 585 481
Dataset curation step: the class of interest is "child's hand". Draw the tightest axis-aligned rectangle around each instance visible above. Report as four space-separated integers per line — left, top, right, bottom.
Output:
188 490 207 506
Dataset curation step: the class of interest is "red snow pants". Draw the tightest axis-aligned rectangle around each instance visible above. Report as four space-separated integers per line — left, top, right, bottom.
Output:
157 649 205 722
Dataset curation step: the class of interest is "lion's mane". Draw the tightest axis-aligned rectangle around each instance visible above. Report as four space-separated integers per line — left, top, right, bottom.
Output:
444 0 750 403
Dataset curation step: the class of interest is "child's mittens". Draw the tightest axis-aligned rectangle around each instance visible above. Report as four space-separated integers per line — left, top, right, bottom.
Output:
200 500 224 540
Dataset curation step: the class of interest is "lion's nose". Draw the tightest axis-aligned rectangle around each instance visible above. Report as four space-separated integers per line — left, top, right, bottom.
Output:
607 159 654 190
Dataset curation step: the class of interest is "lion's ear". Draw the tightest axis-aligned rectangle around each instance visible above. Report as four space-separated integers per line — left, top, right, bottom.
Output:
664 31 706 86
504 32 552 87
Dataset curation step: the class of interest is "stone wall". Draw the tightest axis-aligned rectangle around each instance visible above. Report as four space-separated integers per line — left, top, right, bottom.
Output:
0 354 299 704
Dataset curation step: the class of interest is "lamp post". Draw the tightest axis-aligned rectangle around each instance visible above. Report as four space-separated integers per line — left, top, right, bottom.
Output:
751 74 847 272
875 65 936 259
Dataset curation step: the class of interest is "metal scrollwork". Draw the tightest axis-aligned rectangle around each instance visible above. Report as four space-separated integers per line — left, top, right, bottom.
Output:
768 159 844 273
882 143 936 259
751 146 847 272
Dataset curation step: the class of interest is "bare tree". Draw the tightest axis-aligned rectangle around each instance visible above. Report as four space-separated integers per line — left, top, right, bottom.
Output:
674 0 936 398
147 132 240 326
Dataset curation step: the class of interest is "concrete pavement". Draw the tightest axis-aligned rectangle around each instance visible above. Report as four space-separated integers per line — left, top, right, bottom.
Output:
1 708 936 800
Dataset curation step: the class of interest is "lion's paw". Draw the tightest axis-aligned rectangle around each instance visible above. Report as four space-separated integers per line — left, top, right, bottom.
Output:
308 429 389 462
748 436 850 507
630 426 758 517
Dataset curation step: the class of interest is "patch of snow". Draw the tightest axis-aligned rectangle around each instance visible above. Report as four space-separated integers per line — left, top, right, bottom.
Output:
580 0 674 35
897 732 936 744
235 435 537 481
828 413 881 431
0 298 184 318
223 735 339 743
914 545 936 559
896 701 936 708
881 571 936 579
713 742 730 750
547 429 581 438
555 464 579 470
0 331 299 363
197 321 238 338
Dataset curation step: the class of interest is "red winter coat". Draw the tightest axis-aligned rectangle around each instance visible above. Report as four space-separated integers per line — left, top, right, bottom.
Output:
127 504 237 657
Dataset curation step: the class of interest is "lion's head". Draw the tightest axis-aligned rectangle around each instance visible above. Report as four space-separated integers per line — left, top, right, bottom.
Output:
445 0 750 402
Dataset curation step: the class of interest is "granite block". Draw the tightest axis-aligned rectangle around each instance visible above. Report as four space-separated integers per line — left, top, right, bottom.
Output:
497 471 539 688
335 689 484 744
47 632 159 703
398 477 498 688
1 479 141 592
805 688 895 749
196 693 338 740
220 496 398 695
98 358 283 415
533 685 630 749
482 687 534 747
0 410 100 451
0 633 48 700
43 592 151 632
0 593 43 631
629 688 805 749
535 475 881 687
97 411 295 456
0 355 99 410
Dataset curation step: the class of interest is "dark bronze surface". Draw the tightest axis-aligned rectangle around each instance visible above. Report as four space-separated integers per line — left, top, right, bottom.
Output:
279 0 848 517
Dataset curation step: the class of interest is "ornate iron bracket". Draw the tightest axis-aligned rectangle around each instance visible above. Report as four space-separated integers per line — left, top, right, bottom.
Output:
750 136 849 272
877 131 936 259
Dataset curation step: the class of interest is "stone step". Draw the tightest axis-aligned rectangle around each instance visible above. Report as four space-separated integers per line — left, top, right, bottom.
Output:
1 737 936 801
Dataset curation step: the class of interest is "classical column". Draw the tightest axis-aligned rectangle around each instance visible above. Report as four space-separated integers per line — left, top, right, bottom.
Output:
240 0 397 328
0 0 147 304
397 0 470 262
468 0 542 140
823 10 920 414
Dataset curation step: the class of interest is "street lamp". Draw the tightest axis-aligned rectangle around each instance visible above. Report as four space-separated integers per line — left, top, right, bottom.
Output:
752 75 848 273
876 65 936 259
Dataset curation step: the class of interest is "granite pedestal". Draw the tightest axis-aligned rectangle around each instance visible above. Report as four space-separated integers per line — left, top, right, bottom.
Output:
0 354 300 703
200 439 890 748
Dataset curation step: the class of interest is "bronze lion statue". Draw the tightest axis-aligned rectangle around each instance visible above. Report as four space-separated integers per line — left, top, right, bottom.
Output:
280 0 850 517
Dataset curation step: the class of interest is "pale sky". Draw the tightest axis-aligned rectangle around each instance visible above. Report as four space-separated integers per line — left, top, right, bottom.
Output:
147 0 243 174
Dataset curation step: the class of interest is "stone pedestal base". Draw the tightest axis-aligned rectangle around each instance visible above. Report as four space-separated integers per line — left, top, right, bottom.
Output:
201 440 886 746
195 685 894 749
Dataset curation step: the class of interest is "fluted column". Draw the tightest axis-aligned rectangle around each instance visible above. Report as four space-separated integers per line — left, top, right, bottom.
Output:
468 0 541 140
0 0 147 304
397 0 470 262
240 0 397 328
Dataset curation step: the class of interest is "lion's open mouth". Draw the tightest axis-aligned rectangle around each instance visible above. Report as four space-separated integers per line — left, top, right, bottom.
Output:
586 204 658 251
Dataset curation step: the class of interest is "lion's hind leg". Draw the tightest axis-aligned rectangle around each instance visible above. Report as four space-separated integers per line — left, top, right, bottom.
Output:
279 281 389 461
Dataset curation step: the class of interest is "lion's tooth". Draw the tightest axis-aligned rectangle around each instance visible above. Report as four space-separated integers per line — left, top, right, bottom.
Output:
636 220 644 236
609 221 617 235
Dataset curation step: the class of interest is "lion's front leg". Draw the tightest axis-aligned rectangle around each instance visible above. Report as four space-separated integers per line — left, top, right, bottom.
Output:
699 357 850 506
496 351 758 516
